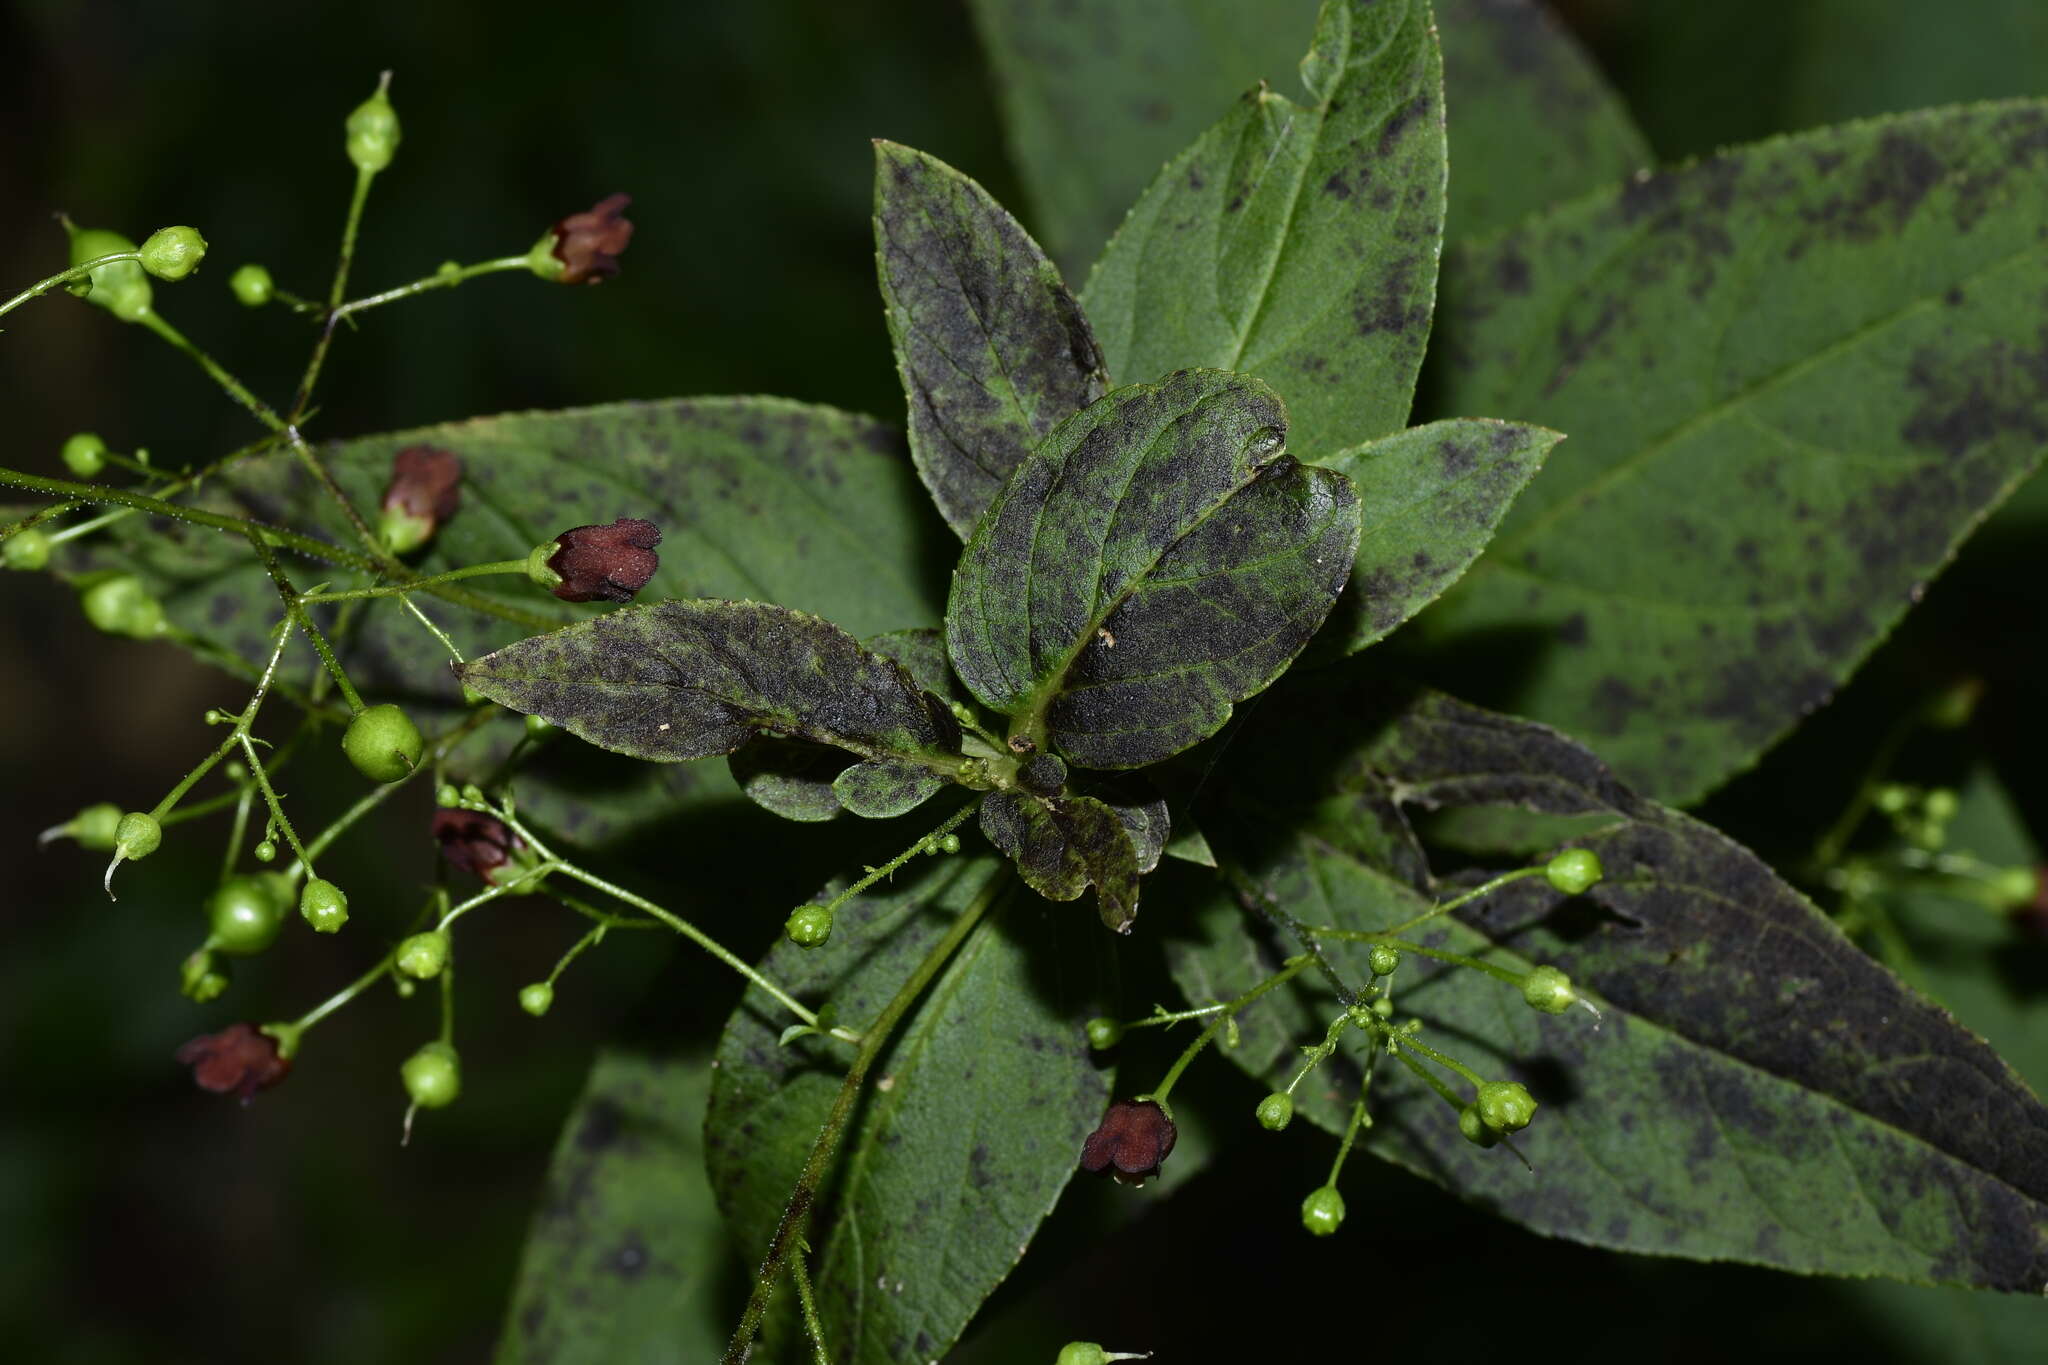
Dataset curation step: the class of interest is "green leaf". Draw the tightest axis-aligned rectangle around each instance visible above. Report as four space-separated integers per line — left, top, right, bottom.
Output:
1174 677 2048 1289
1081 0 1446 461
72 398 945 702
1318 418 1559 655
706 857 1114 1363
832 759 947 819
1419 103 2048 803
1433 0 1651 244
967 0 1318 273
875 141 1108 539
458 600 963 773
495 1049 732 1364
946 369 1360 768
980 792 1142 932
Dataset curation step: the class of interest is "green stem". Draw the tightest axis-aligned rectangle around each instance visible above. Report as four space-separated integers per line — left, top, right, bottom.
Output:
140 311 288 432
1284 1010 1356 1096
397 595 465 664
1216 857 1362 1006
813 801 982 921
293 165 378 420
249 532 366 712
220 778 256 880
1813 710 1919 869
1147 954 1314 1109
288 709 495 877
1369 867 1548 940
1306 932 1524 988
722 870 1010 1365
236 731 316 879
0 251 142 321
1389 1028 1485 1089
1326 1090 1372 1187
297 558 529 604
1124 1002 1228 1031
790 1243 831 1365
286 948 398 1036
330 256 532 322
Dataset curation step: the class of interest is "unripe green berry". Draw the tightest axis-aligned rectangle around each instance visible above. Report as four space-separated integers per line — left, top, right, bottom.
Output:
138 226 207 281
180 948 230 1003
229 263 275 306
115 811 162 861
786 904 833 948
1255 1091 1294 1131
1055 1346 1109 1365
65 223 152 321
435 783 461 807
207 874 287 957
519 982 554 1017
1924 788 1960 823
1545 847 1604 896
1476 1080 1537 1134
253 838 277 863
1084 1016 1125 1050
2 527 51 571
345 77 401 172
58 802 125 850
396 930 451 979
1521 965 1577 1014
1995 865 2040 909
81 573 166 638
1368 943 1400 977
1459 1103 1500 1148
62 432 109 477
1875 783 1913 814
342 703 424 783
401 1041 461 1109
940 833 962 854
1300 1185 1345 1236
300 878 350 934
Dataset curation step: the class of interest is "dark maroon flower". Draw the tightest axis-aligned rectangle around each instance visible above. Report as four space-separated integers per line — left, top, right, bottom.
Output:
176 1022 290 1103
431 808 523 883
550 193 634 285
379 445 463 554
1080 1099 1177 1179
544 517 662 603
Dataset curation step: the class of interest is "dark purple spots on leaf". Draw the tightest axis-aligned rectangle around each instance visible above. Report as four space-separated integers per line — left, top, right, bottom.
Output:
1558 613 1588 647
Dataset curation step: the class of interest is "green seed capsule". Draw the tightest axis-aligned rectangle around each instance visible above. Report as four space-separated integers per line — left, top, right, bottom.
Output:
1995 865 2040 908
1300 1185 1345 1236
785 904 833 948
1255 1092 1294 1132
345 77 401 172
2 527 51 571
1521 965 1577 1014
401 1042 461 1109
80 574 166 639
519 982 554 1017
1458 1103 1500 1148
253 838 277 863
300 878 350 934
395 930 451 979
940 833 962 854
1083 1016 1124 1050
62 432 109 477
138 226 207 281
1055 1346 1109 1365
1476 1080 1537 1134
206 874 287 957
115 811 162 861
1544 848 1604 896
64 223 153 321
228 263 274 306
1368 943 1400 977
342 704 424 783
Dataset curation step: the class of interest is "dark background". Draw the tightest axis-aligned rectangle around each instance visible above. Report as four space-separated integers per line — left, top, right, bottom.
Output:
3 2 2044 1362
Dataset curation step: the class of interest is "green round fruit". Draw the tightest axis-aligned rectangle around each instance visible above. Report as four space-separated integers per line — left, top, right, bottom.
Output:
345 81 401 172
1368 943 1400 977
80 574 166 639
228 263 274 306
519 982 554 1017
342 704 424 783
1300 1185 1346 1236
207 874 287 956
1084 1016 1125 1050
61 432 109 477
401 1042 461 1109
395 930 451 979
114 811 162 861
65 225 152 321
300 878 350 934
1521 965 1576 1014
1476 1080 1537 1134
138 226 207 281
1459 1103 1500 1148
1255 1092 1294 1132
2 527 51 570
785 904 833 948
1055 1346 1109 1365
1544 847 1604 896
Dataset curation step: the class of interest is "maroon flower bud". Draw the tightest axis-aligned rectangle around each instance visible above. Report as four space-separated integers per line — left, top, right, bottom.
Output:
175 1022 290 1103
1080 1098 1177 1179
378 445 463 554
549 193 634 285
431 807 522 883
532 516 661 603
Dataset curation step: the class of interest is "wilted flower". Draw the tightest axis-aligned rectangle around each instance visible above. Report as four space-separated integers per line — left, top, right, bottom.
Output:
537 517 662 602
175 1022 289 1103
1080 1099 1177 1179
549 193 634 285
379 445 463 554
431 807 522 883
